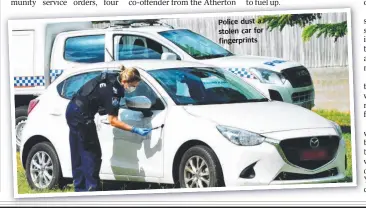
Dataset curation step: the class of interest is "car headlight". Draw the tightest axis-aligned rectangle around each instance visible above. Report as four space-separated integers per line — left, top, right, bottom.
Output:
330 121 342 136
216 125 265 146
249 67 286 85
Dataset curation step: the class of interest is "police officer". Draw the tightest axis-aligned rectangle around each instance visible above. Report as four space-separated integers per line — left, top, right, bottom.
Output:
65 65 152 192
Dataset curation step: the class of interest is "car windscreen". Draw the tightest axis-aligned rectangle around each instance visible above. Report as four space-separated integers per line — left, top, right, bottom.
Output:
148 67 268 105
158 29 233 60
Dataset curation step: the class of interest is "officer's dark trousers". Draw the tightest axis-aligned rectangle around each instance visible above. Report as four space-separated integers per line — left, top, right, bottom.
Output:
65 101 102 192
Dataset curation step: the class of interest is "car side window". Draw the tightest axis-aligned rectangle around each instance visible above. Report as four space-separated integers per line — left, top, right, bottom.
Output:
114 34 179 61
61 71 101 99
64 35 105 63
123 80 165 110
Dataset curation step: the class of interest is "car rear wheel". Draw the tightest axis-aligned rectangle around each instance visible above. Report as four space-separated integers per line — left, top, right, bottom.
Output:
25 142 62 190
15 106 28 152
178 145 223 188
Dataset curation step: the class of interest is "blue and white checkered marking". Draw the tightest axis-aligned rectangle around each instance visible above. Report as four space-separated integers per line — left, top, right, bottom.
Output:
14 69 64 88
226 68 256 79
14 76 45 87
50 69 64 82
263 60 287 66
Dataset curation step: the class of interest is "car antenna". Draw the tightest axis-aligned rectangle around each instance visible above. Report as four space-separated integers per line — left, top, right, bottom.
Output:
105 48 115 61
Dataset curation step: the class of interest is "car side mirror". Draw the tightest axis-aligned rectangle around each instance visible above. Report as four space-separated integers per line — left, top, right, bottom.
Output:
126 96 152 110
161 52 177 60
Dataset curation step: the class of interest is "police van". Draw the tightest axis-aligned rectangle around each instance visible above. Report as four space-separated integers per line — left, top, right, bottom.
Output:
9 19 315 150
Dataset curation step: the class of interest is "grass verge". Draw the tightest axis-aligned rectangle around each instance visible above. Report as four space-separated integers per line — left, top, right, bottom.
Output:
312 109 351 128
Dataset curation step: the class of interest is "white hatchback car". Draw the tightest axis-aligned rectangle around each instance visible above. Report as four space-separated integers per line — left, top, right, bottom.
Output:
20 60 346 190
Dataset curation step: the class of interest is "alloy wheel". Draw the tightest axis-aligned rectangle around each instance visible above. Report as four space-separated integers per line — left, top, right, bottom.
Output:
30 151 54 189
183 156 210 188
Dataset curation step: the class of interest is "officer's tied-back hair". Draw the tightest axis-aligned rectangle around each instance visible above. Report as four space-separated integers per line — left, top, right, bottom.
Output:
120 65 141 83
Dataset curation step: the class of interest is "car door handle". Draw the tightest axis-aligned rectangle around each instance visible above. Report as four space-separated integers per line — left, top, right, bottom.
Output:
50 109 62 116
101 118 110 124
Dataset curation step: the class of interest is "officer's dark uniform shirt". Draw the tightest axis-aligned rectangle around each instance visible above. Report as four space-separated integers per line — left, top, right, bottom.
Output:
73 72 125 119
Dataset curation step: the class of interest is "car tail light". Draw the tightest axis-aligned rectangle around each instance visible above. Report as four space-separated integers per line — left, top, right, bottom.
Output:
28 99 39 115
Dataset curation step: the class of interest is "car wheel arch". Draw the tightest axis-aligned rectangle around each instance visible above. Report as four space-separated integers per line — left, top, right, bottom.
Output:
171 139 224 186
22 136 59 170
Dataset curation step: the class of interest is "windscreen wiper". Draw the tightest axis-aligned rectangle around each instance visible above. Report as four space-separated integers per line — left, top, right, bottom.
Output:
195 54 227 59
243 98 269 103
227 98 269 103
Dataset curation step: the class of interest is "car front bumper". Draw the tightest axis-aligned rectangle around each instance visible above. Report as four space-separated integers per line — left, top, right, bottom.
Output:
245 79 315 109
217 128 346 187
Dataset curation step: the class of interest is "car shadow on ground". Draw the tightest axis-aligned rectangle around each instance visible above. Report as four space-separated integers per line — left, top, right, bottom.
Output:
60 180 177 191
99 180 177 191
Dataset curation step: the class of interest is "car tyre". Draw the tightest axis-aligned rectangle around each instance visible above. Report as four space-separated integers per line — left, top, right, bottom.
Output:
15 106 28 152
178 145 223 188
25 142 62 190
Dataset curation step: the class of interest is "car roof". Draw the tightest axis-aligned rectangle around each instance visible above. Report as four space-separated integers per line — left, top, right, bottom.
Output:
62 60 215 76
110 26 175 33
61 25 177 36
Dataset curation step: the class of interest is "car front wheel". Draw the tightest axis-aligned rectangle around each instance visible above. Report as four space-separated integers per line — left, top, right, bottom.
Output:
178 145 223 188
25 142 61 190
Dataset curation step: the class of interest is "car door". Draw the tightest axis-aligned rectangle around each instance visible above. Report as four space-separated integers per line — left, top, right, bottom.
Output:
131 79 167 178
97 103 146 177
98 79 166 178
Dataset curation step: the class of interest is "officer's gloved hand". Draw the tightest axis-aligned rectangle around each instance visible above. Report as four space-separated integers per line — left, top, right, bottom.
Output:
131 127 152 137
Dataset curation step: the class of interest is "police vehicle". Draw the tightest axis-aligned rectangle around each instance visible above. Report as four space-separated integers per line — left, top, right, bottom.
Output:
9 19 315 151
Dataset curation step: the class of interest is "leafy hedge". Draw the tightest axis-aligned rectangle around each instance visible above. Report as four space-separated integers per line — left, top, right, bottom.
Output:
313 109 351 127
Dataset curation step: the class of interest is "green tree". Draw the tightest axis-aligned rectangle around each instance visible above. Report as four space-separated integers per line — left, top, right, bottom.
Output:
256 14 347 42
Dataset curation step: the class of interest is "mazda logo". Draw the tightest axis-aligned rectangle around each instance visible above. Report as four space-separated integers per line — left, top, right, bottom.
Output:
309 137 319 149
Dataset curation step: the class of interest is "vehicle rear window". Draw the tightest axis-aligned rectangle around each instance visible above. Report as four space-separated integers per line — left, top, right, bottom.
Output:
59 71 101 99
64 35 105 63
